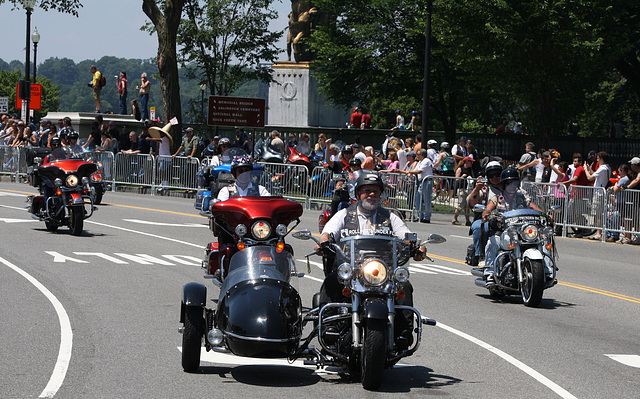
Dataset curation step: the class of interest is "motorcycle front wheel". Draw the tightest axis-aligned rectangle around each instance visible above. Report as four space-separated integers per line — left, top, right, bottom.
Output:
521 259 544 307
69 206 84 236
93 189 103 205
361 319 386 390
181 305 204 372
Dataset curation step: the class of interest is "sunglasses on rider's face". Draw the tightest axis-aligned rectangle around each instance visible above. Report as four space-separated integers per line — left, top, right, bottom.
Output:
487 172 500 178
360 188 381 196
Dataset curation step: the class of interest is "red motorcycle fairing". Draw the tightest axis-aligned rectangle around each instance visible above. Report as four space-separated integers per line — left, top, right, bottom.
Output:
37 160 98 182
70 192 83 204
211 196 303 236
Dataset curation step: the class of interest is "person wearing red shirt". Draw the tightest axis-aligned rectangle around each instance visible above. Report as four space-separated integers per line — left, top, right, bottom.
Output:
562 154 590 237
350 107 362 129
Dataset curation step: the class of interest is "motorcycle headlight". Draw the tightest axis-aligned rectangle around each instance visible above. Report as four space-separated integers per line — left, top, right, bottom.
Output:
337 262 353 281
54 178 63 187
66 174 79 188
394 267 410 283
251 220 271 239
82 177 90 185
235 224 247 237
521 224 539 241
275 224 287 237
361 259 387 286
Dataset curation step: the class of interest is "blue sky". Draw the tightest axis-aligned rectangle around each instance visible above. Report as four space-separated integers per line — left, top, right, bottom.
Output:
0 0 291 65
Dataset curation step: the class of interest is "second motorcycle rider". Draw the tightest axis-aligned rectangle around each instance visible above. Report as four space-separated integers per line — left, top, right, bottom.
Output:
316 173 426 349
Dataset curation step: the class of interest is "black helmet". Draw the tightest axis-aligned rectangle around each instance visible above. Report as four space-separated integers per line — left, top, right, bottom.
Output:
68 132 79 140
484 161 503 175
230 155 252 176
349 158 362 166
342 145 353 154
355 173 384 193
499 167 520 186
50 136 61 146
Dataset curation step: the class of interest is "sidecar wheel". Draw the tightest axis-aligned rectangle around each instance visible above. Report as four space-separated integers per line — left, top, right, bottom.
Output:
521 259 544 307
69 207 84 236
182 305 204 372
45 220 58 232
361 319 386 390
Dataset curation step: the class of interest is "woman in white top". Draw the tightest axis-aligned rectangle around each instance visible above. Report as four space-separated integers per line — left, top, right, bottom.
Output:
584 151 611 240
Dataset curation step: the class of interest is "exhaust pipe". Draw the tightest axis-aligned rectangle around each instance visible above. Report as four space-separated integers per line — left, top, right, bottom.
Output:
30 214 42 221
474 278 487 288
470 268 484 278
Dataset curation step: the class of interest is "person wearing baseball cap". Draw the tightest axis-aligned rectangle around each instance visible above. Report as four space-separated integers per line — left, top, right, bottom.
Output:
629 157 640 165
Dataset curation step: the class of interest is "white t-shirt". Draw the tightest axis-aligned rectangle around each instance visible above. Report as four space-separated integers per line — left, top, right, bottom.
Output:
412 157 433 181
217 183 270 201
397 149 407 170
322 206 410 241
592 164 610 188
159 136 171 156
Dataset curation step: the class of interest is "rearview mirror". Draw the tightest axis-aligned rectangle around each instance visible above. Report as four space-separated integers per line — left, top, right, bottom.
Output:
292 229 313 240
424 233 446 245
473 204 486 213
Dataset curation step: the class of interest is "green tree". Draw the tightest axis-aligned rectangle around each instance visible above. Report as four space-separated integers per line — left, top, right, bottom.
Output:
0 69 59 120
178 0 282 123
0 0 82 15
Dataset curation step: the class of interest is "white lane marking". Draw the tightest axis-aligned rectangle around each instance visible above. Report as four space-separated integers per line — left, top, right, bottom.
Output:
0 203 29 211
0 217 38 223
451 235 473 240
411 263 472 276
409 266 437 275
122 219 208 228
437 322 576 399
0 256 72 399
0 191 26 197
86 220 202 248
303 274 324 283
605 354 640 368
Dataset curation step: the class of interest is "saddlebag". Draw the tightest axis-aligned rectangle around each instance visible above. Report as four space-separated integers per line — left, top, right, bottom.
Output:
465 244 478 266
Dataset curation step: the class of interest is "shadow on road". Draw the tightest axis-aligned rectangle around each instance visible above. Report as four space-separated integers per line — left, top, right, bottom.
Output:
476 293 576 309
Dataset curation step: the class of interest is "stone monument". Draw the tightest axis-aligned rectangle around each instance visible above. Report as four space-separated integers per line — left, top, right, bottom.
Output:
267 1 348 128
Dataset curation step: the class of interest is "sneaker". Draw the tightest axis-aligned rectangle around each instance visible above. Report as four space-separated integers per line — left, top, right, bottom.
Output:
619 237 631 244
465 220 472 226
452 220 461 225
606 236 616 243
631 238 640 246
478 260 486 268
420 218 430 223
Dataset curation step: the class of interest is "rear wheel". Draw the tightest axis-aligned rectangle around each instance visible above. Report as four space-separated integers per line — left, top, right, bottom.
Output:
182 305 204 372
361 319 387 390
69 206 84 236
521 259 544 307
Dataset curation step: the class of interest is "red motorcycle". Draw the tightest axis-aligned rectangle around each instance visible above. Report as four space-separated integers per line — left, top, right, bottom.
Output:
27 147 97 235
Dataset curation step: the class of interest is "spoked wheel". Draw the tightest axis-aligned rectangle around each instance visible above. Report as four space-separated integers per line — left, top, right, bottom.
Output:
361 319 387 390
69 206 84 236
182 305 204 372
521 259 544 307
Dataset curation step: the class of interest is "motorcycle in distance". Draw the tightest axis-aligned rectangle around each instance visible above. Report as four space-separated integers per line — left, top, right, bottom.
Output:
194 147 261 215
26 146 97 235
471 203 561 307
293 230 445 390
181 176 306 371
82 153 107 205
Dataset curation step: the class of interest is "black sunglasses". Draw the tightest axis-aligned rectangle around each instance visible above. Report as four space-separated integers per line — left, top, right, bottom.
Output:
487 172 501 178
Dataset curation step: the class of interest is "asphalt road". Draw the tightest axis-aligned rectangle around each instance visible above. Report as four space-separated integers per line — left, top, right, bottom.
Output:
0 180 638 398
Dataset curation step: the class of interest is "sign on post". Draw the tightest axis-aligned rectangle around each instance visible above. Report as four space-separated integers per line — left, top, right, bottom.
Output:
150 106 156 120
15 83 42 110
0 97 8 113
207 96 265 127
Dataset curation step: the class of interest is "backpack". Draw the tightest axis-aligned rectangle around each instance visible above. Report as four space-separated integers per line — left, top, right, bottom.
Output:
99 73 106 87
442 153 455 171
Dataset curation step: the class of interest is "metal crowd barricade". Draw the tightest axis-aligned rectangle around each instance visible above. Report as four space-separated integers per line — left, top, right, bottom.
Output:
155 155 201 192
113 153 156 191
426 175 480 216
0 145 20 179
258 162 309 205
607 187 640 239
378 171 418 220
307 166 335 208
84 151 115 184
563 185 605 238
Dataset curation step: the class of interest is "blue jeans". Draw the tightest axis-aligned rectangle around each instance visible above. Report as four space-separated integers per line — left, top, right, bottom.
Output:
483 235 500 276
119 92 128 115
415 176 432 221
471 219 490 257
140 93 149 120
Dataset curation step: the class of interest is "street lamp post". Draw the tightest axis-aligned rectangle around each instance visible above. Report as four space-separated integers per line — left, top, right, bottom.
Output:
20 0 37 124
32 27 40 83
421 0 434 146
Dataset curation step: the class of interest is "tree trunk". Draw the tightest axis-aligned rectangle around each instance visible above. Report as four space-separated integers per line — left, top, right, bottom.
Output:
142 0 184 149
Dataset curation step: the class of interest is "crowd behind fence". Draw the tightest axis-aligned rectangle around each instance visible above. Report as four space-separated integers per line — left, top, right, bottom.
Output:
1 145 638 240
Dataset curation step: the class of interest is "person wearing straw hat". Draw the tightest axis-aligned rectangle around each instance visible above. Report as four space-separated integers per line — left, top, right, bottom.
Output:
148 123 174 191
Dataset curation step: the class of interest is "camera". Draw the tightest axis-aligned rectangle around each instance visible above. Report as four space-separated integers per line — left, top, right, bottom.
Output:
114 75 119 78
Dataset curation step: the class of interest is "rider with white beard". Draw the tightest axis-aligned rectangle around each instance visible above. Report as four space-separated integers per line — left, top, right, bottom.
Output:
317 172 425 348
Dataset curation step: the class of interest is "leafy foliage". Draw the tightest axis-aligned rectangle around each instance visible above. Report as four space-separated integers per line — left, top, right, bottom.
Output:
0 69 59 121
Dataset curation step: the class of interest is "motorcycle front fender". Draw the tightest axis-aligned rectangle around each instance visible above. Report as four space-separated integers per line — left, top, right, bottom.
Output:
522 248 544 261
183 282 207 307
69 192 84 205
363 298 388 321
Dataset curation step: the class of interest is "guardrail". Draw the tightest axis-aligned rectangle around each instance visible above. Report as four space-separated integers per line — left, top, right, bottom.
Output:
1 145 638 239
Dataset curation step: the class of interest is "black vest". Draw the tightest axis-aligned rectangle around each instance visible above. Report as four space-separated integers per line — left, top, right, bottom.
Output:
341 203 393 238
227 183 260 197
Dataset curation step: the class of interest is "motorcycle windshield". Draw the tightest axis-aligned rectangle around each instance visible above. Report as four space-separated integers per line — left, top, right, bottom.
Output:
225 245 297 289
338 235 406 269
